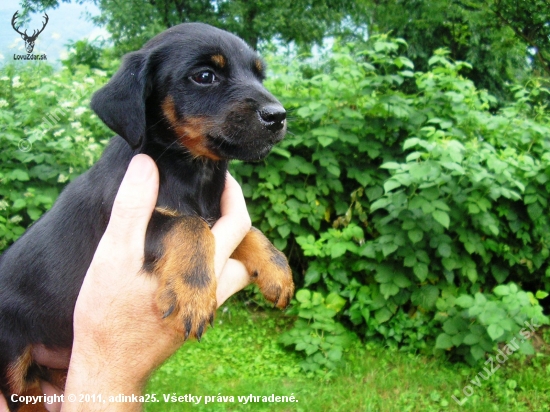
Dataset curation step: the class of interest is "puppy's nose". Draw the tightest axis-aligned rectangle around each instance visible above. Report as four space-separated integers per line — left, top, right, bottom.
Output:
258 104 286 132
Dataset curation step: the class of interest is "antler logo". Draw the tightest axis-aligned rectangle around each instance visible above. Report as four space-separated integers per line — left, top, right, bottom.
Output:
11 11 49 54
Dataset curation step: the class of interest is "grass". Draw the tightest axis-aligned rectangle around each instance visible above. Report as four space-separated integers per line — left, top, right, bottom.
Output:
145 300 550 412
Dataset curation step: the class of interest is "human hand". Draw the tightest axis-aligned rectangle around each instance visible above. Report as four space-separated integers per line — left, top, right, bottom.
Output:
61 155 252 411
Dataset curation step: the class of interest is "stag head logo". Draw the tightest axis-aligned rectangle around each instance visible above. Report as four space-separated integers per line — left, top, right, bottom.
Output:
11 11 49 54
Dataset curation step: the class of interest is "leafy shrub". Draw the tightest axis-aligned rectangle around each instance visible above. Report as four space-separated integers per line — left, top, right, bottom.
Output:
0 63 110 250
231 38 550 367
1 36 549 370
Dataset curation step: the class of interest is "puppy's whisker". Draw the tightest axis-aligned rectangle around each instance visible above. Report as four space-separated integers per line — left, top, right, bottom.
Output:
154 139 180 162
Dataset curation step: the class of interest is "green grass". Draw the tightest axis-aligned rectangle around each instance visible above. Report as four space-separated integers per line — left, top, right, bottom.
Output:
145 301 550 412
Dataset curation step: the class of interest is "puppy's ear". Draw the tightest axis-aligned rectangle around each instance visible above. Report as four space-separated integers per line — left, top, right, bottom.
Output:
91 52 150 149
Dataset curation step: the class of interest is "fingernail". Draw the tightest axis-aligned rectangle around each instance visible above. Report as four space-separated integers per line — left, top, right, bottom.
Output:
127 154 154 183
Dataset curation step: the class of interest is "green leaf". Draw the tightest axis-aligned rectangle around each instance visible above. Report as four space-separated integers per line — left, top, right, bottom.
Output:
403 138 421 150
331 242 347 258
327 348 343 362
382 242 398 257
413 263 428 282
435 333 453 349
384 179 402 192
10 169 30 181
12 199 26 209
432 210 450 228
404 254 417 267
270 146 291 158
311 125 340 138
536 291 549 299
411 285 439 308
493 285 510 296
455 295 475 308
443 318 467 335
528 203 543 221
380 283 399 298
277 224 291 239
318 136 334 147
464 267 477 283
375 265 394 283
437 243 452 257
296 289 311 303
325 293 346 313
304 268 321 286
370 197 391 212
375 307 393 324
470 344 486 360
487 324 505 340
463 333 480 345
380 162 401 170
327 164 340 177
408 229 423 243
393 274 412 288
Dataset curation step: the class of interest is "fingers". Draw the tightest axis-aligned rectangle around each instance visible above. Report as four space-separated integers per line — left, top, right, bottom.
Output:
0 393 7 412
75 155 160 328
104 154 159 253
211 172 252 279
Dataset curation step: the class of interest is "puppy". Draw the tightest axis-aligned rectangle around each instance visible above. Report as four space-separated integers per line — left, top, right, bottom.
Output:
0 23 294 411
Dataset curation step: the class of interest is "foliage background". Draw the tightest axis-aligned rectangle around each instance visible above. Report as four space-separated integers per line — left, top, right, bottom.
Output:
2 0 550 373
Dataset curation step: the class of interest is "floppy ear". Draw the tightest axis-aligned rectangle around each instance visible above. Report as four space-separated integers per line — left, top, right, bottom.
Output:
91 51 150 149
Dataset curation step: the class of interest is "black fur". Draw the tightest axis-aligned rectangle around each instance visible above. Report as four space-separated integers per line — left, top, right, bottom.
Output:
0 22 286 410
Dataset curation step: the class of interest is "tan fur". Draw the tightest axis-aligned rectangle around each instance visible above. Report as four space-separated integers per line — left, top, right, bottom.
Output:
231 227 294 308
161 96 221 160
7 345 33 394
153 216 217 338
155 206 180 217
211 54 226 68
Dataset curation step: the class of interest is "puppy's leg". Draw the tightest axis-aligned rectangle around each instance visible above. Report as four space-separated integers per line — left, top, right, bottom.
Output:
145 210 217 340
231 227 294 308
2 345 55 412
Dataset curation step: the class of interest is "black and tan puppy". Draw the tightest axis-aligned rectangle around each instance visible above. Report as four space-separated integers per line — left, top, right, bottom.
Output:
0 23 294 411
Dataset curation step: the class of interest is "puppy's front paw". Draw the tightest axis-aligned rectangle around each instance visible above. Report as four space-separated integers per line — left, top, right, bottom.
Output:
156 273 216 341
231 227 294 308
146 213 217 340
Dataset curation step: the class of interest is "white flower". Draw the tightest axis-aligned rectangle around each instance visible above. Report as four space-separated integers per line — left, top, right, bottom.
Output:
74 107 87 116
92 69 107 77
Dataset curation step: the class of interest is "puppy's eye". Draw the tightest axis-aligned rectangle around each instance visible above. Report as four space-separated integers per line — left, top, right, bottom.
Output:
191 71 218 85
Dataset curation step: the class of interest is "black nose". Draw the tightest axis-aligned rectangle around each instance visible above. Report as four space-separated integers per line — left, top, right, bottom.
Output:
258 104 286 132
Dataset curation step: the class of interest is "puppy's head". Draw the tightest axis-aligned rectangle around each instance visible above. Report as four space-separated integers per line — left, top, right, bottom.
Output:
91 23 286 162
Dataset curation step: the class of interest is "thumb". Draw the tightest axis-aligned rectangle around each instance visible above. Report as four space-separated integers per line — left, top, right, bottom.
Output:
104 154 159 248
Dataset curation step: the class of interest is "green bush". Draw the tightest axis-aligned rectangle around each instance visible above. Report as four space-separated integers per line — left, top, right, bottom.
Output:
231 37 550 368
0 63 110 250
1 36 548 370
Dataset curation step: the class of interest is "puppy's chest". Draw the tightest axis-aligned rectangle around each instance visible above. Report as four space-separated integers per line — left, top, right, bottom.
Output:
156 176 223 224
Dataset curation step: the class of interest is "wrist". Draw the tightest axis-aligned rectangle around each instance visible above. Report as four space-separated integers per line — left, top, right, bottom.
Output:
62 345 145 412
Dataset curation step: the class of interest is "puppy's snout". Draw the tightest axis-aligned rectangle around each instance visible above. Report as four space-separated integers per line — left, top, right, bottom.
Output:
258 104 286 132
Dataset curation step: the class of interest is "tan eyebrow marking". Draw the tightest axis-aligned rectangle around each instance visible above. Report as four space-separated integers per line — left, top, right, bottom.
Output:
255 59 263 72
211 54 226 68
